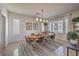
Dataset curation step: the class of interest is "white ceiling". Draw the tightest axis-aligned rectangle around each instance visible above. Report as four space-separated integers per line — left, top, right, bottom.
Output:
1 3 79 18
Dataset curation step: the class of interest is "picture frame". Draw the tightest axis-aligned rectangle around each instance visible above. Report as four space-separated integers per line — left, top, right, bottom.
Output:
26 22 32 30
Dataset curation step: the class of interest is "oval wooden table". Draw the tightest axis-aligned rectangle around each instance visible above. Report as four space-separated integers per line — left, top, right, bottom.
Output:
28 35 42 42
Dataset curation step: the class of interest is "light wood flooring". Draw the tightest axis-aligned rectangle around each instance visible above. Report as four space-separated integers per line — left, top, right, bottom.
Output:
0 39 79 56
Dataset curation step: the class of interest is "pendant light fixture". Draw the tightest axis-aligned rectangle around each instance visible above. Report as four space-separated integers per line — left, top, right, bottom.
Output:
35 9 48 25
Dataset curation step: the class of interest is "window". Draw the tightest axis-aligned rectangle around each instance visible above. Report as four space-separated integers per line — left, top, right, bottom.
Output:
52 21 58 33
51 19 68 34
65 19 68 33
51 20 64 33
42 23 44 32
26 22 32 30
13 19 20 34
57 20 63 33
48 22 51 32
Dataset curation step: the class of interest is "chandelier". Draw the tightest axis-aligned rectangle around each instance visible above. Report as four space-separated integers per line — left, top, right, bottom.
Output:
36 9 48 25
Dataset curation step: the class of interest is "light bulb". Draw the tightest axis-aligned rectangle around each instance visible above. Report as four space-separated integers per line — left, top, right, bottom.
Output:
36 18 39 21
40 18 42 22
46 20 48 23
43 19 45 22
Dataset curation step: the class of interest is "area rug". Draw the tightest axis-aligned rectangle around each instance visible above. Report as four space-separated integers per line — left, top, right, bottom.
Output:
18 40 64 56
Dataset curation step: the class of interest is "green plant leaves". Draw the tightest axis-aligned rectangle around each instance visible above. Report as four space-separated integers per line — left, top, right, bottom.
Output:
72 17 79 23
68 32 78 40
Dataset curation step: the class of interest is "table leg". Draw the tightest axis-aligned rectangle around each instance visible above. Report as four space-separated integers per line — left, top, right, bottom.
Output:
76 50 78 56
67 47 69 56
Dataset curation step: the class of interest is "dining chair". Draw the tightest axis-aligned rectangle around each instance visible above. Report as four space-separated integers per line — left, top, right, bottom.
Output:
36 37 44 43
51 34 55 41
25 36 31 44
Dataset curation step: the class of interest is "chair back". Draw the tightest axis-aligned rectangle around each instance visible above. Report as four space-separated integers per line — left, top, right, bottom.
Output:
25 36 30 44
36 37 44 43
51 34 55 39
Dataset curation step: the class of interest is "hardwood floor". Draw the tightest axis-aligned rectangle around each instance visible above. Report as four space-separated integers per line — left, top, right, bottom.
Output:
0 39 78 56
19 40 64 56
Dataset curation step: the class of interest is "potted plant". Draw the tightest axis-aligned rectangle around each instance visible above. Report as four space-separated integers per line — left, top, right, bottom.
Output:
68 31 78 45
72 17 79 23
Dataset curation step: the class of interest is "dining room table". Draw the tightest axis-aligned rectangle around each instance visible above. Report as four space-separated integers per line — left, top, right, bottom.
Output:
28 35 42 42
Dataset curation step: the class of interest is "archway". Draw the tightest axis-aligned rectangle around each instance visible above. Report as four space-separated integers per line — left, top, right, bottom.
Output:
0 14 6 48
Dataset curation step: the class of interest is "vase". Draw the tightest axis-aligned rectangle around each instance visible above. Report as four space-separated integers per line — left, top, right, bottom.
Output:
70 39 77 45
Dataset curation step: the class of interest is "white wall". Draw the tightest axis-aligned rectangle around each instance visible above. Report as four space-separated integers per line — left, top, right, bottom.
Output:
8 12 42 43
71 9 79 18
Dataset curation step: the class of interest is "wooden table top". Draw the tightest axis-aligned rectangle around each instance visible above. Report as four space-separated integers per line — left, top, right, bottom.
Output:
28 35 41 39
28 35 42 41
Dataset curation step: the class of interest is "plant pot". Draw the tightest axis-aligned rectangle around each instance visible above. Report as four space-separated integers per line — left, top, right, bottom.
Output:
70 39 77 45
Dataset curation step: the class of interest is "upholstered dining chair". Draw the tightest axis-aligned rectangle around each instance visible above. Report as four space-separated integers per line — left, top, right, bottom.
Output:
36 36 44 43
25 36 31 44
51 33 55 41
